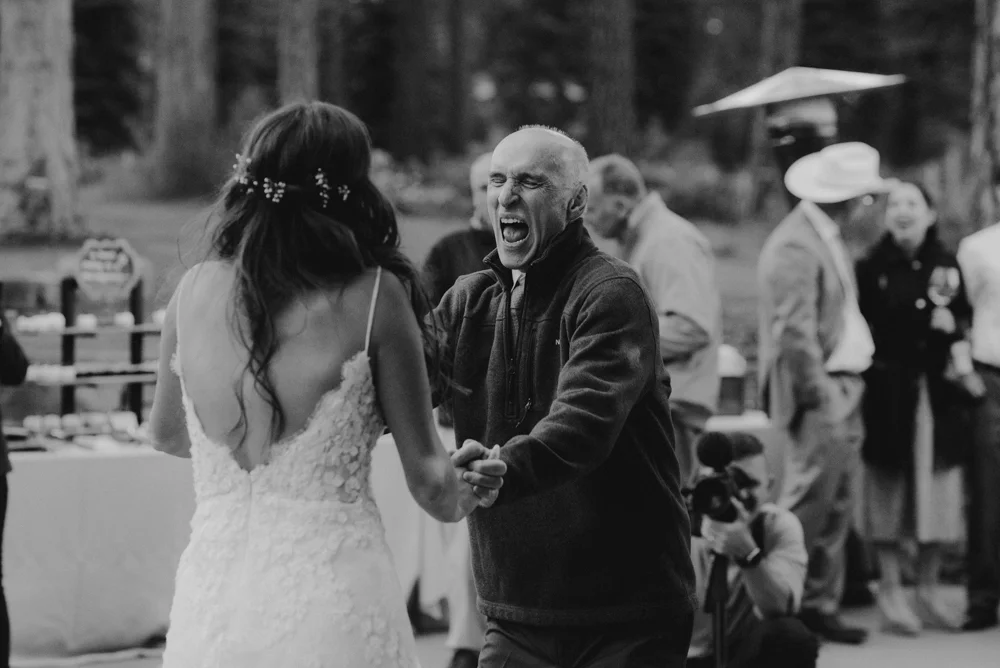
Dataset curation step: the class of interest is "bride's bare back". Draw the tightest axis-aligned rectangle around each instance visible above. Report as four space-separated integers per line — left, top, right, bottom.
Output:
174 261 378 472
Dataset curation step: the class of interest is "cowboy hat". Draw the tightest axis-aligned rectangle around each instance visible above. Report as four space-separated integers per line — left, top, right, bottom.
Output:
784 142 889 203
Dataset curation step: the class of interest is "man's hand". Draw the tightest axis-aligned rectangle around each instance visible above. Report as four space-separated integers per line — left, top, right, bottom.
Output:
452 440 506 508
700 498 758 561
930 306 957 334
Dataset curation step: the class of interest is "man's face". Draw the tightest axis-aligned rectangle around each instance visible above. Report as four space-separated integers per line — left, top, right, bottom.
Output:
583 176 627 239
469 157 491 230
488 135 576 270
729 454 770 517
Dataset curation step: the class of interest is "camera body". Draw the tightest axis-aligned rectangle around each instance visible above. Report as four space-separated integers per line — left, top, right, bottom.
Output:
683 432 761 535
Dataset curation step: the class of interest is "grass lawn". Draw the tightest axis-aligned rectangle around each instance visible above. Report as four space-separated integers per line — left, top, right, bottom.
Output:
0 189 769 421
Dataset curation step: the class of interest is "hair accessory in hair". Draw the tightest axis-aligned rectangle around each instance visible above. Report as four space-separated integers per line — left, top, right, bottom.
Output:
261 177 286 204
315 169 332 209
337 184 350 201
233 154 257 191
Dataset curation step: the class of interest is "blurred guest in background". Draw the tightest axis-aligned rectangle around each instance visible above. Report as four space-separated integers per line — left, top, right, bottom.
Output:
423 152 497 308
856 181 973 635
957 170 1000 632
687 433 817 668
757 143 887 645
766 97 877 608
422 152 495 668
586 154 722 485
0 312 30 667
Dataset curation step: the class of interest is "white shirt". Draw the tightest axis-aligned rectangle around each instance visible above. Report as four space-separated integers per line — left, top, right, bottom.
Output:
957 223 1000 367
801 202 874 374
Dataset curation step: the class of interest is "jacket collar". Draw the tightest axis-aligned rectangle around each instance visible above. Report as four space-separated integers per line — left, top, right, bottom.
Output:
871 226 943 267
485 220 594 289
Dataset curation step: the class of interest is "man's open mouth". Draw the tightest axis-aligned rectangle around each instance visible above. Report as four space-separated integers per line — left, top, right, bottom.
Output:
500 216 529 244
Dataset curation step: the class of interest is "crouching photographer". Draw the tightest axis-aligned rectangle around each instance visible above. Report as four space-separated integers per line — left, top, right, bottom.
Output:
685 432 818 668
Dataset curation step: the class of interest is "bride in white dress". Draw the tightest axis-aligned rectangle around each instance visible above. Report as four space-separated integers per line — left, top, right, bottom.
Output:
147 102 506 667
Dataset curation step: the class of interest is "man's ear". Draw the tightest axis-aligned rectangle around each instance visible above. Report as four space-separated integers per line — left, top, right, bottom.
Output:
567 183 588 222
613 196 632 218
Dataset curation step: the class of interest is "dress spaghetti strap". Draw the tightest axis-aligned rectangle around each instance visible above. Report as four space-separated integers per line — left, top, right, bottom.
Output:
170 270 192 377
363 267 382 356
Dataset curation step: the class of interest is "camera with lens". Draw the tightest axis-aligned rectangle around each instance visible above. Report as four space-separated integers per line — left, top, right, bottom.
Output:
683 432 761 534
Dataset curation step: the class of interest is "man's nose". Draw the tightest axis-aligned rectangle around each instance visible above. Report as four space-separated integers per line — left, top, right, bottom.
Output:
498 181 519 207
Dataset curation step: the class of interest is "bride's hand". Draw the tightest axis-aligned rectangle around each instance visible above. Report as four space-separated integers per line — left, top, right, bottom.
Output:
451 441 506 512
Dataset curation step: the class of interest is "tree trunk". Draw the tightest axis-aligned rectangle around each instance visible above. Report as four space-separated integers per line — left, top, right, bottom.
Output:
151 0 217 196
278 0 320 103
971 0 1000 229
0 0 81 239
319 0 346 105
747 0 802 215
445 0 470 153
391 0 432 161
586 0 636 156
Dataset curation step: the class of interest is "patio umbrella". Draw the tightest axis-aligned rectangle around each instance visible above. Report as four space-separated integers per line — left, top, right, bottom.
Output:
691 66 906 117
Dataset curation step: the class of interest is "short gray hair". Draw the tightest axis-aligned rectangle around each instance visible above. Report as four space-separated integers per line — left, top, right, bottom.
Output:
590 154 646 199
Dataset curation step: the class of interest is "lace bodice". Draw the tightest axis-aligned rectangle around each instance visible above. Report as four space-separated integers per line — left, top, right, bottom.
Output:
172 349 384 505
161 267 421 668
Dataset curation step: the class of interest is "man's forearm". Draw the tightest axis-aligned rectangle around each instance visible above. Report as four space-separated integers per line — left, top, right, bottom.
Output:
742 556 803 617
659 313 711 362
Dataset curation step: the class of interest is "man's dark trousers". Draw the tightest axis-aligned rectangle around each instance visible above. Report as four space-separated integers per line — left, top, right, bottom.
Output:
477 614 693 668
685 617 819 668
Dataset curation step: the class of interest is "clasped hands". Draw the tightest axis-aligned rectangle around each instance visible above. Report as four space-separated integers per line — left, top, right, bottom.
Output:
452 439 506 513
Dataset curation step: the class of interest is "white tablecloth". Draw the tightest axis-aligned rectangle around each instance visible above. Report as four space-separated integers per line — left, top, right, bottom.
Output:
6 447 196 659
5 426 458 659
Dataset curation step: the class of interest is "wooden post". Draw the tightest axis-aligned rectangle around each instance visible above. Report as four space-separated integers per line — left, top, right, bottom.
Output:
59 277 76 415
127 280 144 419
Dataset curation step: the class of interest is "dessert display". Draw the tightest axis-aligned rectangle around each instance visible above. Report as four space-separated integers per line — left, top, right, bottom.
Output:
14 410 148 450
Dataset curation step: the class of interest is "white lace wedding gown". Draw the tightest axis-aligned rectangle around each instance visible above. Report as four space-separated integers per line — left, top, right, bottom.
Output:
161 268 421 667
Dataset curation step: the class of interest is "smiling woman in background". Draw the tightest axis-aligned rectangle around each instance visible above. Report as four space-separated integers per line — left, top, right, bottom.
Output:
855 181 975 636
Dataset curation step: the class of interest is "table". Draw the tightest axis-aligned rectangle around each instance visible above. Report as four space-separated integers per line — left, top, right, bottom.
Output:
5 426 459 659
6 447 195 659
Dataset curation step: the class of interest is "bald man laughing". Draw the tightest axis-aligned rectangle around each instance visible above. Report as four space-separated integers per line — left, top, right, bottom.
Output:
432 126 696 667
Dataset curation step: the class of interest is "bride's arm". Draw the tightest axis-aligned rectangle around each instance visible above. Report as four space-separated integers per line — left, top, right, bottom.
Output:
371 271 501 522
149 281 192 458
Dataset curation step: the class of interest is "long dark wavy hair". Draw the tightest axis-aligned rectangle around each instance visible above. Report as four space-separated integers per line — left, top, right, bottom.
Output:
207 101 440 445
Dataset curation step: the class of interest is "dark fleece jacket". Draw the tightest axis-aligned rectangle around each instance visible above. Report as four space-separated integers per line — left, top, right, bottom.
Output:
433 221 696 627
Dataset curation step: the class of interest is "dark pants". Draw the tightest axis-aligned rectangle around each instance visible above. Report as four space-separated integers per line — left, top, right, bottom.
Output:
967 363 1000 614
1 474 9 667
686 617 818 668
478 615 693 668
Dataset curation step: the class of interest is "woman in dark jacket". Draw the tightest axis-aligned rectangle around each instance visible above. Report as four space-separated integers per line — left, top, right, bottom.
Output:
856 181 974 636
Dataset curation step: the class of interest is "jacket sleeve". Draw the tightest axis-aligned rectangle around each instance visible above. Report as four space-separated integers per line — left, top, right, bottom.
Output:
639 236 717 362
950 259 974 336
422 240 453 308
764 241 830 410
0 314 29 386
427 280 464 409
493 276 660 503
